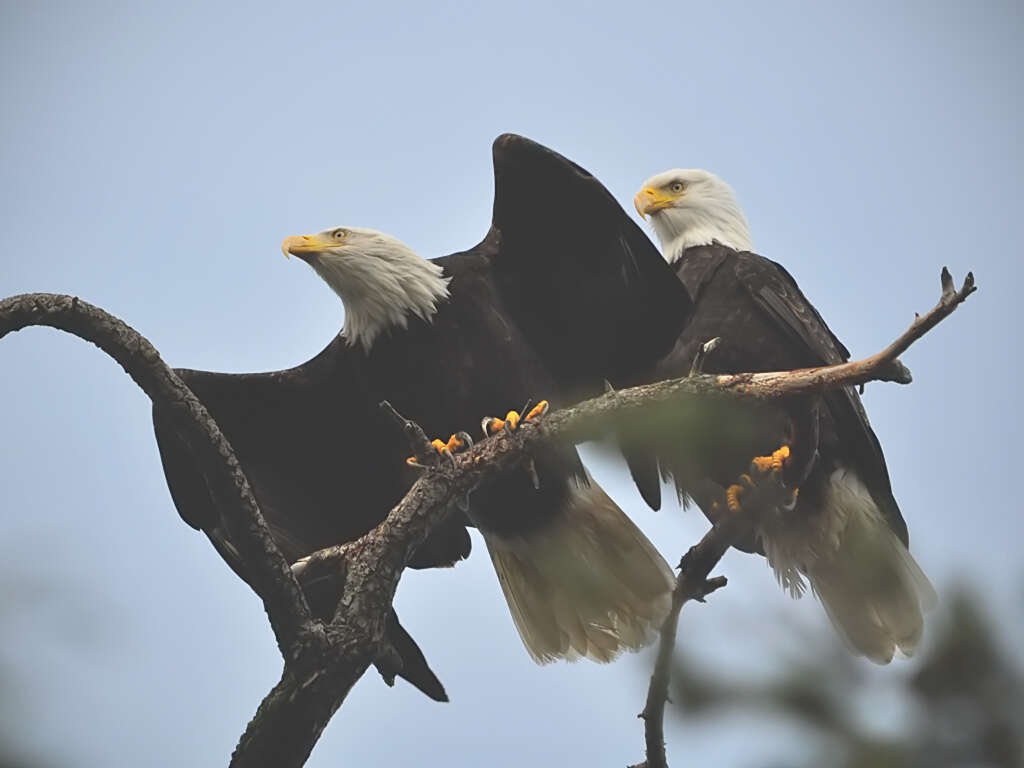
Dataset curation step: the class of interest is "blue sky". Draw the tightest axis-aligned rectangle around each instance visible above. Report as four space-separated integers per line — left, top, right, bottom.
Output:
1 1 1020 766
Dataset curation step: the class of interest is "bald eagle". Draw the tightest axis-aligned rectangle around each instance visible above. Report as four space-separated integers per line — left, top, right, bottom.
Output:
630 168 935 663
153 135 691 700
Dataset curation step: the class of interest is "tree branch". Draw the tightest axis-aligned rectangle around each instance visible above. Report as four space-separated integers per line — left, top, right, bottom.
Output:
266 268 975 766
634 553 729 768
0 268 975 767
0 293 315 658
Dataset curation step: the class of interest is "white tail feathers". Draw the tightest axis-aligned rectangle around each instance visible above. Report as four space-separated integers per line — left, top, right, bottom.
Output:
760 469 936 664
482 476 674 664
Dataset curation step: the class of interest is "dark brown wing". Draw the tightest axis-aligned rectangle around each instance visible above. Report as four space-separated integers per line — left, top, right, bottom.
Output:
151 336 466 701
488 134 693 508
489 134 693 399
153 336 470 570
733 254 907 544
624 244 906 548
736 256 851 364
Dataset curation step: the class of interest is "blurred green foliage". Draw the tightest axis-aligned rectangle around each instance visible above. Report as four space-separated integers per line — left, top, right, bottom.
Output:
671 586 1023 767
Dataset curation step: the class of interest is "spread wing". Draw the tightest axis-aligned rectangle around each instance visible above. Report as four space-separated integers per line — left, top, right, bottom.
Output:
155 337 367 566
153 335 471 574
488 134 692 509
152 335 465 701
489 134 693 399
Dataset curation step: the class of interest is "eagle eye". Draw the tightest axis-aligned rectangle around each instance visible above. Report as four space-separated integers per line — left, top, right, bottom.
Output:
670 182 686 194
332 228 347 240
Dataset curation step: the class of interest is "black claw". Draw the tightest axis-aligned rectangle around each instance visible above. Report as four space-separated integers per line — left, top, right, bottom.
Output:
452 431 473 453
603 379 615 394
443 448 456 469
525 459 540 490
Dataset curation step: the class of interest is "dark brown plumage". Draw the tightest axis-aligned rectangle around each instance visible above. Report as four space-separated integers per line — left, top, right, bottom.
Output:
152 135 692 699
634 244 903 535
627 166 935 662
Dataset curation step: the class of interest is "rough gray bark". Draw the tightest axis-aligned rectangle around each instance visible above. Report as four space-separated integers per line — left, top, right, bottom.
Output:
0 293 313 657
0 268 975 767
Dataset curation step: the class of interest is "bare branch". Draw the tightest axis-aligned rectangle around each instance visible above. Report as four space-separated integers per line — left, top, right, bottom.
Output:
0 293 315 658
266 269 975 765
633 544 729 768
0 269 975 767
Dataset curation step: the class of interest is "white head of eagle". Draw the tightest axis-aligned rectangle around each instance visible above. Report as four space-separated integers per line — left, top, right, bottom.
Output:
282 226 451 351
634 169 753 261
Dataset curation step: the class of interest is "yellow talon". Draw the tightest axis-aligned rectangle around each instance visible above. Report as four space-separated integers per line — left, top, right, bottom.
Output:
505 410 521 430
726 482 746 513
444 433 466 452
407 434 466 466
725 474 755 513
525 400 550 421
482 399 547 438
751 444 791 475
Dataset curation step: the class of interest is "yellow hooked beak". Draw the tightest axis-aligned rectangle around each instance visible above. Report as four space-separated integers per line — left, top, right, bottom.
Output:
633 187 679 220
281 233 329 260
